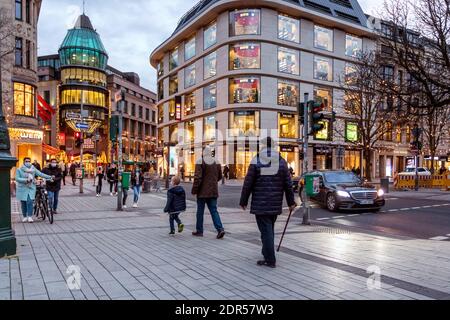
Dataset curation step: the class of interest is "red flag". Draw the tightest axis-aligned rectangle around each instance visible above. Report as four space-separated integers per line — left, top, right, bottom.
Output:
38 95 55 115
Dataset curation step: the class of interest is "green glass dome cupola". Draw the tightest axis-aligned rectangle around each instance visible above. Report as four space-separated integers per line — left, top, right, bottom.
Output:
59 14 108 70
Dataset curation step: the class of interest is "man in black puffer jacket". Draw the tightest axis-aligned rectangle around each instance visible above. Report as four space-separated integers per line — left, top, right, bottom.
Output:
164 176 186 235
43 159 62 214
240 137 296 268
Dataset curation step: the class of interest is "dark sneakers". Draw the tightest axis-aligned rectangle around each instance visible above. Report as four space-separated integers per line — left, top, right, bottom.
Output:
178 224 184 233
257 260 276 268
217 230 225 239
192 231 203 237
169 231 175 235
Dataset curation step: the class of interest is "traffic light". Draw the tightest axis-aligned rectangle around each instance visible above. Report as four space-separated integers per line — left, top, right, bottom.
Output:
310 101 325 135
75 132 83 148
298 102 305 123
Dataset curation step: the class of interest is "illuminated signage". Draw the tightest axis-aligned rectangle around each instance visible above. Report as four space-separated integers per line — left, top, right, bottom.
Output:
175 96 182 121
346 122 358 142
8 128 43 141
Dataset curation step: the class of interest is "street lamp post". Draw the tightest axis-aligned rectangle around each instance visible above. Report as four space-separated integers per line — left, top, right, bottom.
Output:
301 93 311 225
0 60 18 257
116 89 125 211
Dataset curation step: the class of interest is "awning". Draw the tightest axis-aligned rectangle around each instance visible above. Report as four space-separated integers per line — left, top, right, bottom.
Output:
42 144 60 155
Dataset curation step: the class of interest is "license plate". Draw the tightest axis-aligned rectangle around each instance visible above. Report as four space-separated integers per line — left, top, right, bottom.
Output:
360 200 374 205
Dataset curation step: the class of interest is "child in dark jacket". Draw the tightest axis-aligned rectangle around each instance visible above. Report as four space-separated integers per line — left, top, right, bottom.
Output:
164 176 186 235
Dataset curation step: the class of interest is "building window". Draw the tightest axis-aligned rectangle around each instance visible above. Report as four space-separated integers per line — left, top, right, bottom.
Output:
158 105 164 123
158 80 164 101
384 122 393 141
229 111 260 137
345 122 359 142
204 51 217 79
396 124 402 143
124 101 128 114
278 47 299 75
169 47 179 71
314 119 331 141
169 74 178 95
279 113 297 139
204 21 217 50
139 105 143 118
146 109 150 121
229 42 261 70
131 103 136 117
169 100 176 121
381 65 394 82
60 89 106 107
314 55 333 81
15 38 23 66
277 80 299 107
184 64 196 88
204 83 217 110
345 63 358 85
314 86 333 111
13 82 35 117
25 0 31 23
152 110 156 122
185 120 195 143
230 9 260 36
15 0 22 20
278 14 300 43
406 125 412 143
185 36 196 61
184 92 196 116
229 77 260 104
25 40 31 69
314 25 333 52
61 68 107 87
204 115 216 141
345 34 362 57
157 61 164 77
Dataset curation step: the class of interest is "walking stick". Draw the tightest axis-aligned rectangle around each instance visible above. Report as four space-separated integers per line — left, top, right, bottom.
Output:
277 207 294 252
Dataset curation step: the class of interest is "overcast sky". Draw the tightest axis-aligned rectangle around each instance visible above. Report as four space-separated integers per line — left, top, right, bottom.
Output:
37 0 384 92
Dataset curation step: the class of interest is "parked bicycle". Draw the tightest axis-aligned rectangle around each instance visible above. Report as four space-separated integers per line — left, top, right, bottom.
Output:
33 179 54 224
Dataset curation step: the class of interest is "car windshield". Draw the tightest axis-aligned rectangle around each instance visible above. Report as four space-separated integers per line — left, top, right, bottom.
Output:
405 168 415 172
324 172 360 184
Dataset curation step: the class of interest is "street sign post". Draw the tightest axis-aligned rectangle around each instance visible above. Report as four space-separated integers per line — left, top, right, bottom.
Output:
76 122 89 130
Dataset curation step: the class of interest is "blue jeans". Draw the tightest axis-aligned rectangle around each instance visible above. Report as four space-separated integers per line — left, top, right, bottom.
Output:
169 213 182 232
47 190 60 211
133 185 141 203
196 198 224 233
21 195 33 218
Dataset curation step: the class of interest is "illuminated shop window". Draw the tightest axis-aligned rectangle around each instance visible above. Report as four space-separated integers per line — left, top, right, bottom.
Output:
345 122 359 142
230 9 260 36
278 14 300 43
229 111 260 137
169 74 178 95
204 51 217 79
204 115 216 141
279 113 297 139
204 21 217 50
168 100 176 121
314 25 333 52
184 64 196 88
60 89 106 107
345 34 362 58
314 55 333 81
185 120 195 143
158 105 164 123
61 68 106 87
14 82 35 117
314 86 333 111
229 77 260 104
277 80 299 107
185 36 196 61
204 83 217 110
229 42 260 70
157 61 164 77
278 47 299 75
345 63 358 85
169 47 179 70
184 92 196 116
314 119 331 141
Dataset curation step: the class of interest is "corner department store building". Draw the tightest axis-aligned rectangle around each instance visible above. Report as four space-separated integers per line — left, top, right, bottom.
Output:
150 0 399 179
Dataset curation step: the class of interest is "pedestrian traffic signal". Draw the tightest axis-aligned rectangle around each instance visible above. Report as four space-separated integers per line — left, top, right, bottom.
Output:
75 132 83 148
310 101 325 135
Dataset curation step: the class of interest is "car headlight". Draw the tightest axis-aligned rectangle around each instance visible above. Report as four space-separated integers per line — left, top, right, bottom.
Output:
377 189 384 197
336 190 351 198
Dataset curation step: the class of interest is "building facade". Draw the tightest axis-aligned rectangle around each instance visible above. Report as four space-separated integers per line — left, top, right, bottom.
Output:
0 0 43 172
150 0 380 179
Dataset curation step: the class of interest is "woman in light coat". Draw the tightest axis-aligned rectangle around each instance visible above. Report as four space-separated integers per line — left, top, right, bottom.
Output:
15 157 53 223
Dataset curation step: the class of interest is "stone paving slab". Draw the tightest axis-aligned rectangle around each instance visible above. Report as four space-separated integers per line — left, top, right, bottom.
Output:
1 183 450 300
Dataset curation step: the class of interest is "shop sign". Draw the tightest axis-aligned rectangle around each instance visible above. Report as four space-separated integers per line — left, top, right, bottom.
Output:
8 128 43 142
83 139 95 149
175 96 182 121
280 145 295 152
280 113 295 119
57 133 66 146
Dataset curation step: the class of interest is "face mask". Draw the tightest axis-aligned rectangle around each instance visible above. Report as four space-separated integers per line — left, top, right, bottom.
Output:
51 163 57 168
24 162 32 168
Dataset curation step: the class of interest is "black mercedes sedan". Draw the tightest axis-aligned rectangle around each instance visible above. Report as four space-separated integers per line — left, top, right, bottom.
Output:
299 171 385 212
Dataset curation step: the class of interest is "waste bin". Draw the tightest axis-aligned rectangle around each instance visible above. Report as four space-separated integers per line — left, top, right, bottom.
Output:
143 179 151 193
304 174 321 197
380 177 389 193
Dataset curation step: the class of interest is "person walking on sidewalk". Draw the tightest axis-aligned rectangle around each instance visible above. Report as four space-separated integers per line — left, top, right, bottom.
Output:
96 166 105 197
15 157 53 223
107 164 118 196
239 137 297 268
131 166 144 207
191 146 225 239
164 176 186 235
60 161 67 186
69 162 77 186
43 159 63 214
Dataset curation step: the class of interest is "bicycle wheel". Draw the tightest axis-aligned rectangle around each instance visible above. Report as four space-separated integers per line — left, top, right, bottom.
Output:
43 195 53 224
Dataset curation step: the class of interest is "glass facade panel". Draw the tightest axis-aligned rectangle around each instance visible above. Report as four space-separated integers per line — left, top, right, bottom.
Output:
157 61 164 77
158 105 164 123
314 119 331 140
314 55 333 81
229 43 261 70
185 120 195 143
169 74 178 95
184 64 196 88
185 36 196 61
278 47 299 75
169 47 179 70
204 115 216 141
14 82 35 117
204 83 217 110
345 122 359 142
15 38 23 66
345 63 358 85
277 80 299 107
278 14 300 43
345 34 362 57
229 77 260 104
15 0 22 20
204 51 217 79
60 89 106 107
314 25 333 51
158 80 164 101
279 113 297 139
314 86 333 111
61 68 107 87
168 100 176 121
204 21 217 49
230 9 260 36
229 111 260 137
184 92 196 116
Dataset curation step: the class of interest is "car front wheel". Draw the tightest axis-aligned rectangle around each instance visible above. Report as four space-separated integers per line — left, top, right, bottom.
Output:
326 193 338 212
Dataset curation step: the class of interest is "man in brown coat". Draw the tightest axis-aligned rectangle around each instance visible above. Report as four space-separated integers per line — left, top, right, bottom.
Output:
192 147 225 239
